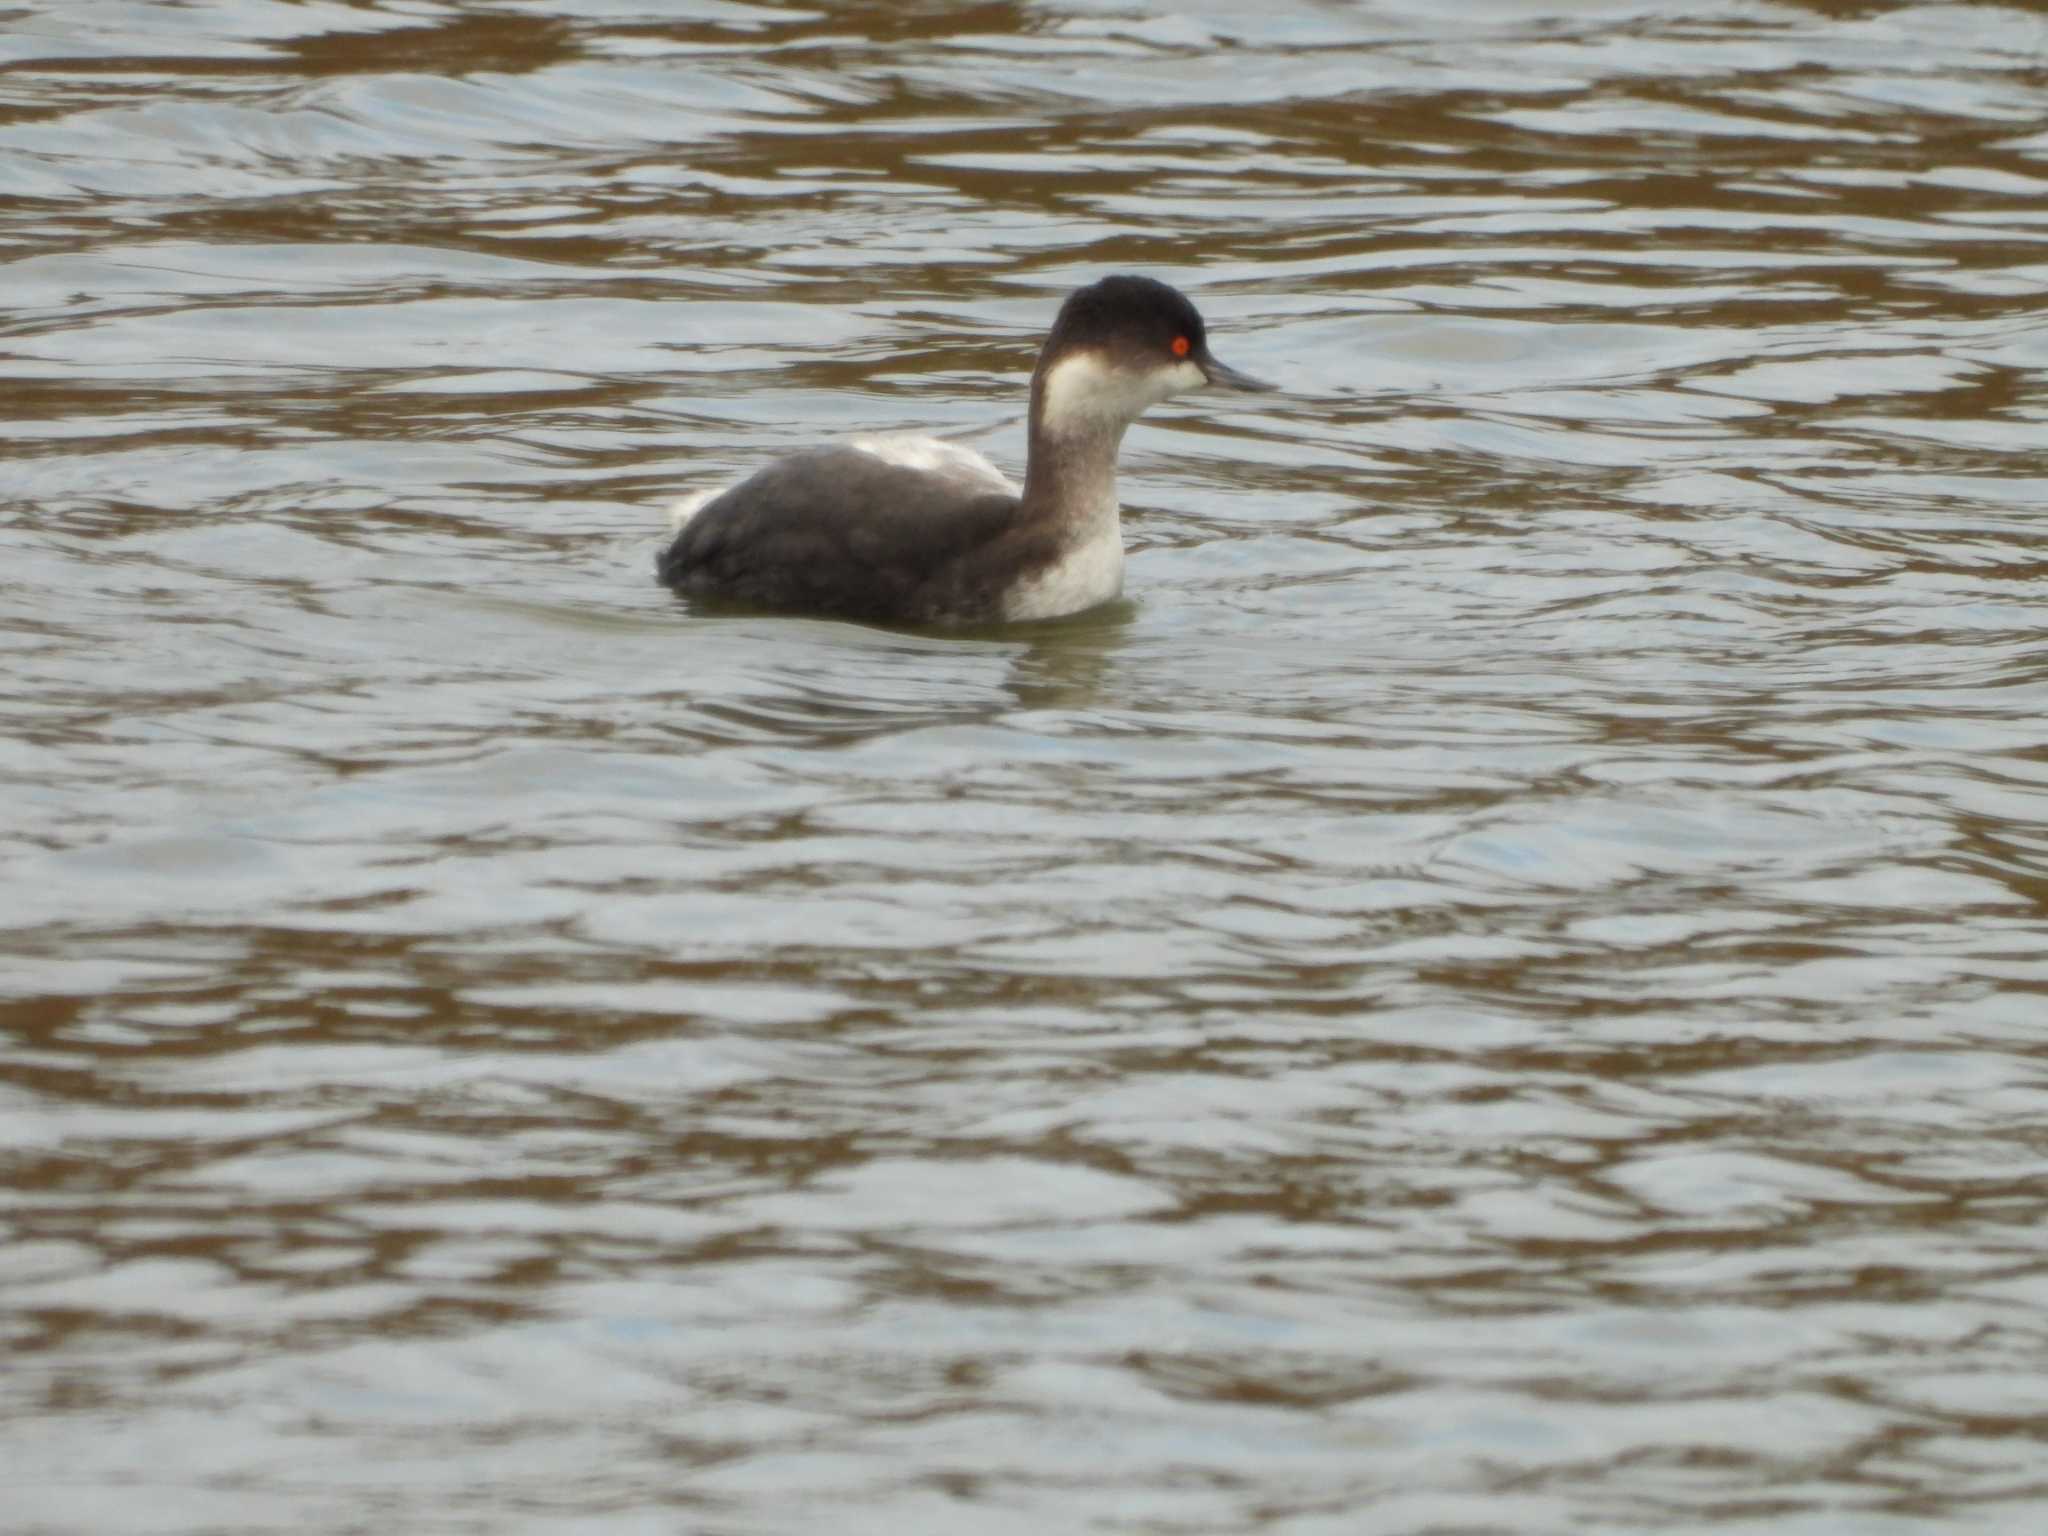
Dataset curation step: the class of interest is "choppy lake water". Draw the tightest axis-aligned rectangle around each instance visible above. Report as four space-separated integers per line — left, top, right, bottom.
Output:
6 1 2048 1531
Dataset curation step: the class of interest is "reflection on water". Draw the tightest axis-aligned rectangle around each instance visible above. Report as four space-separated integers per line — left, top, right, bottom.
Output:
5 0 2048 1531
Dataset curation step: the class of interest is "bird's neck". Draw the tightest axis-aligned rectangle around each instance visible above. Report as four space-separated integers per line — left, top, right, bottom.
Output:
1023 354 1133 541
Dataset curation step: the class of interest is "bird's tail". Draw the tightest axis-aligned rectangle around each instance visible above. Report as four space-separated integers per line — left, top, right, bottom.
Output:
667 487 718 531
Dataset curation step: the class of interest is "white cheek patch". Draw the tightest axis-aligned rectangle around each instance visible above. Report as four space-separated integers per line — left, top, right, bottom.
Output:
1039 351 1124 427
1039 351 1209 434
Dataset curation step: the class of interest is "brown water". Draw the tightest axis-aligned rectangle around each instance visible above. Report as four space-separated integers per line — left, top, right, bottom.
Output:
5 1 2048 1531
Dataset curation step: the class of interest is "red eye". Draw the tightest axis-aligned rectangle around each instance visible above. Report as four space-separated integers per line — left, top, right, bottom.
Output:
1171 335 1190 358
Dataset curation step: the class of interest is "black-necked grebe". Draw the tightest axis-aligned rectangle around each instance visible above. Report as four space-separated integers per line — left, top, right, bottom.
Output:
655 274 1273 624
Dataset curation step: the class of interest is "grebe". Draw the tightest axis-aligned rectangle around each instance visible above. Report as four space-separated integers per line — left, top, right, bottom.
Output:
656 274 1273 624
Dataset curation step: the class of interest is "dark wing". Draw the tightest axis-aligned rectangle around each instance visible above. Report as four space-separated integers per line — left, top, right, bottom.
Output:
657 447 1050 623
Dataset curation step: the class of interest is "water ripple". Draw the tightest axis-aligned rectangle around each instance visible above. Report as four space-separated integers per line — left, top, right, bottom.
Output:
6 1 2048 1532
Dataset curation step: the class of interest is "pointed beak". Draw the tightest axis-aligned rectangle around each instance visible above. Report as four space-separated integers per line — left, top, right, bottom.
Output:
1196 349 1276 393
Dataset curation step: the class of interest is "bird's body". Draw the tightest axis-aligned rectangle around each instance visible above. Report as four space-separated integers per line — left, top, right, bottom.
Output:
656 275 1271 625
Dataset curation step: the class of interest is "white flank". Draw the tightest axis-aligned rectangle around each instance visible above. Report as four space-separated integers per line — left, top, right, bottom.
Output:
848 433 1016 493
668 436 1010 536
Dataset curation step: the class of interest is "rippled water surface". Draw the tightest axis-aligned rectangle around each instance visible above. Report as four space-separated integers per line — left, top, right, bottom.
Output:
6 1 2048 1531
